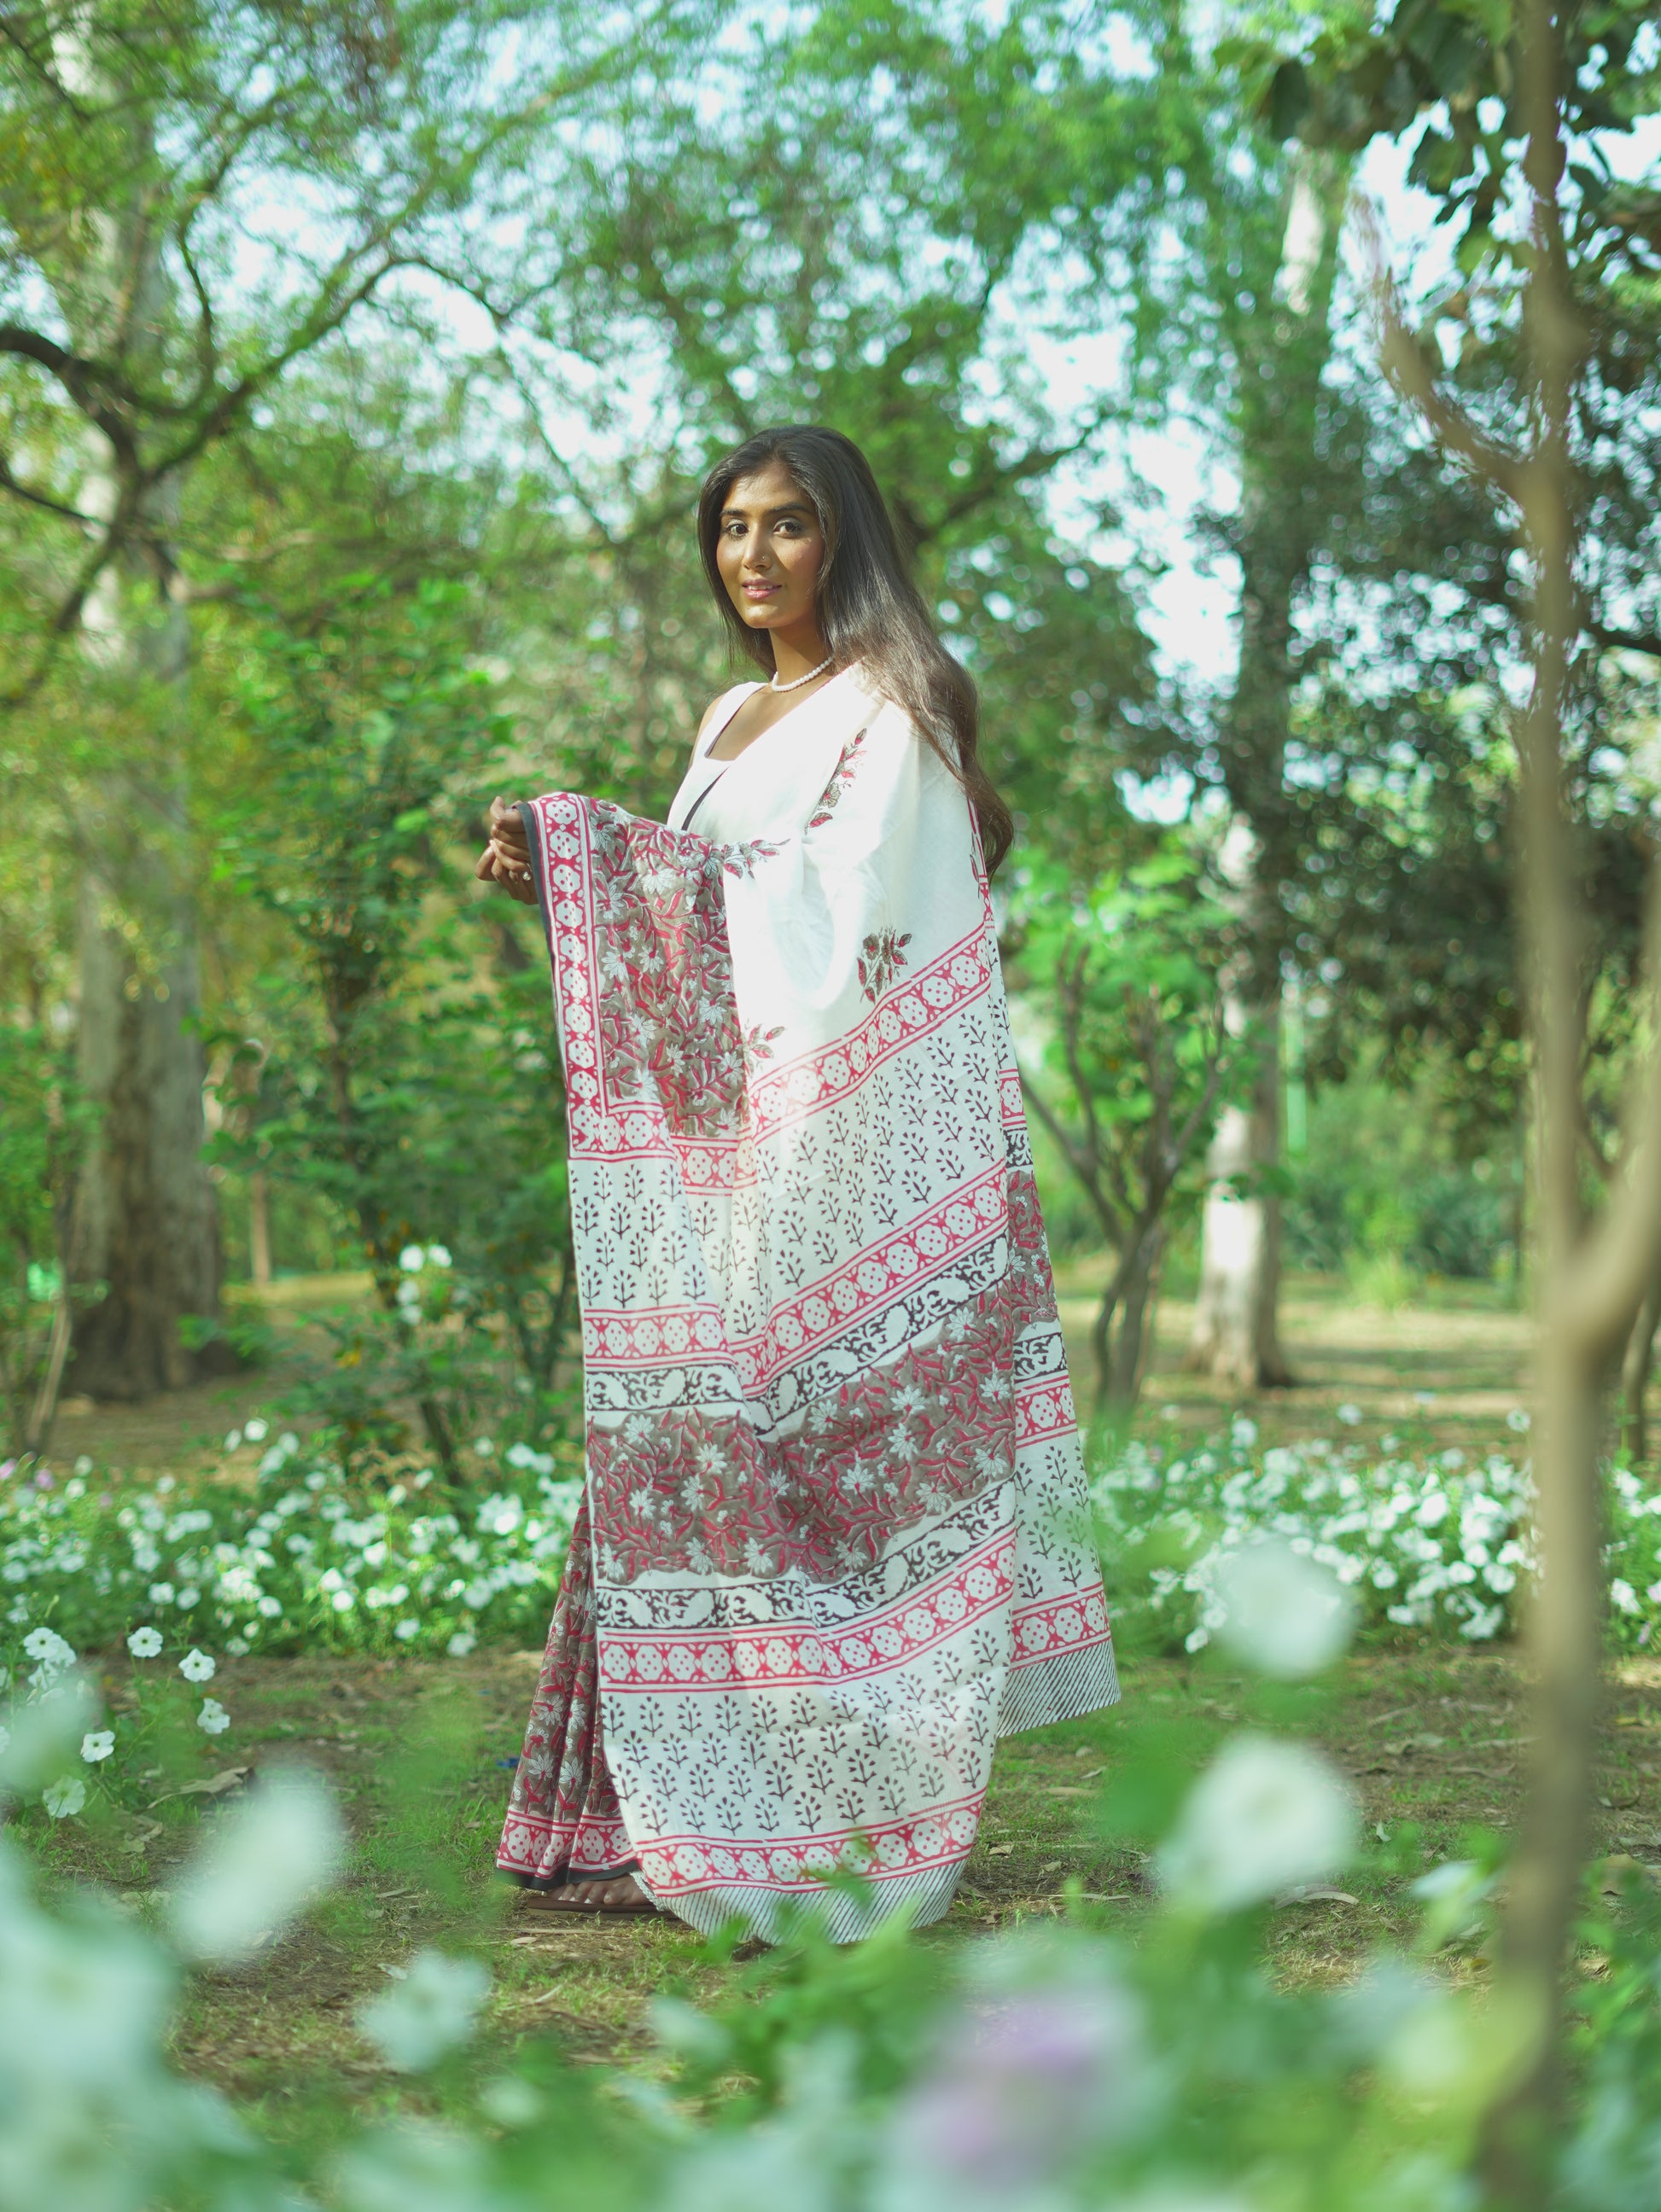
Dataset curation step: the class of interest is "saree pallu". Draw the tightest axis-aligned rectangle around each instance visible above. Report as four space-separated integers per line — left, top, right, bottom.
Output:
498 667 1119 1939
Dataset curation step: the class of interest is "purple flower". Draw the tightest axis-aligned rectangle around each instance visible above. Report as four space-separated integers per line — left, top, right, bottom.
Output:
893 1986 1147 2192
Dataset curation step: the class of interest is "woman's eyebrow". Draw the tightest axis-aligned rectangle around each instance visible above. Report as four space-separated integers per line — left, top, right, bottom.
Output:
722 501 814 521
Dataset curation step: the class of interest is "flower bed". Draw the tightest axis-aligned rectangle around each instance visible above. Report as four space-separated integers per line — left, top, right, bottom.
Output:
1091 1417 1542 1655
15 1408 1661 1669
0 1421 582 1660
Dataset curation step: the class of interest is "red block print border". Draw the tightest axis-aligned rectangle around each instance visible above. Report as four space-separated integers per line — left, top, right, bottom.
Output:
1000 1068 1024 1127
1017 1376 1076 1447
598 1528 1015 1694
1011 1587 1114 1665
638 1791 988 1896
744 929 992 1139
581 1158 1008 1392
498 1807 634 1878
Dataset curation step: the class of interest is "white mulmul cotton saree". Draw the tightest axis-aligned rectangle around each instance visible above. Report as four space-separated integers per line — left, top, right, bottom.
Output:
496 663 1118 1939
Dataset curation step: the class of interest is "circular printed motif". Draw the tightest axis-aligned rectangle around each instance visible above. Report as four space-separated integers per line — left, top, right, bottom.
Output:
902 1606 935 1644
935 1587 967 1622
802 1297 830 1333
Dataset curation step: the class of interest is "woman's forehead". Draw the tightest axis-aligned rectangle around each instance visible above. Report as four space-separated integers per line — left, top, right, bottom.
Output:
723 461 815 515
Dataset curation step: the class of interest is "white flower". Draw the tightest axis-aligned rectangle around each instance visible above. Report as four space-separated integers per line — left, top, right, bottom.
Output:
1507 1407 1531 1434
1157 1736 1358 1913
243 1417 269 1442
395 1619 421 1642
197 1698 230 1736
446 1632 475 1658
178 1648 216 1683
399 1244 424 1272
22 1627 75 1673
80 1731 114 1763
43 1775 86 1819
1213 1541 1357 1679
224 1429 242 1452
1611 1578 1641 1617
1336 1404 1363 1428
357 1949 491 2071
427 1244 452 1270
126 1625 163 1658
148 1583 175 1606
167 1767 344 1963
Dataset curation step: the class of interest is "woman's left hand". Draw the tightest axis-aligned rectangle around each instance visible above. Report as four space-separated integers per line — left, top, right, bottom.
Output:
475 796 539 905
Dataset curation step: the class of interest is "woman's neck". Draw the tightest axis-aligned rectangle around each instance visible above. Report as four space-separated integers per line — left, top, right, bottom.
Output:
769 621 831 686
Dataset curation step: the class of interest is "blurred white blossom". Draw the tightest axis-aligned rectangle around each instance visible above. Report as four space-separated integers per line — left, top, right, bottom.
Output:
357 1949 491 2072
42 1775 86 1819
167 1766 344 1963
1157 1737 1357 1914
1213 1541 1356 1679
197 1697 230 1736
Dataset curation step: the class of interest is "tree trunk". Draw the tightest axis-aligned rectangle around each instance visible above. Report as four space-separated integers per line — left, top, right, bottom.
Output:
70 784 224 1397
1187 997 1294 1388
1103 1221 1165 1417
1187 150 1345 1389
55 79 223 1400
249 1171 273 1291
1620 1258 1661 1468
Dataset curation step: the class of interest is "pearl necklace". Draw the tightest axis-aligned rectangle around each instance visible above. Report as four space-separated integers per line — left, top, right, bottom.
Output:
769 655 833 694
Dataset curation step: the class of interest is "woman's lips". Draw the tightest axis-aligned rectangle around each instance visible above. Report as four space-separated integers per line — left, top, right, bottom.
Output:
742 580 779 598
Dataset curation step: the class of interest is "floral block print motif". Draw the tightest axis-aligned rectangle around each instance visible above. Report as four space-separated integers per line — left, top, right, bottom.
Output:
857 927 912 1004
500 672 1118 1940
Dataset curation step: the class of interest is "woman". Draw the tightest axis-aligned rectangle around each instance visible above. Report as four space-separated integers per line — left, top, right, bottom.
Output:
476 425 1118 1939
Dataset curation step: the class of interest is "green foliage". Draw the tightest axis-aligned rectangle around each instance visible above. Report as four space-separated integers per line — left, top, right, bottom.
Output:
0 1025 96 1453
1286 1055 1520 1285
1011 846 1247 1412
213 585 576 1473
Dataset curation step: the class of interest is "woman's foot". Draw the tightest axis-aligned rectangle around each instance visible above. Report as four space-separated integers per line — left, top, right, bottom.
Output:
525 1871 657 1914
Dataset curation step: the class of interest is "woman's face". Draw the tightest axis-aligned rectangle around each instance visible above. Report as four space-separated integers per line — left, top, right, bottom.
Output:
714 460 826 638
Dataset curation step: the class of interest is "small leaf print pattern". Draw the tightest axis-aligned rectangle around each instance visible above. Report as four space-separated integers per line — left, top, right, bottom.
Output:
808 729 868 827
743 1022 785 1071
858 928 912 1004
721 839 782 882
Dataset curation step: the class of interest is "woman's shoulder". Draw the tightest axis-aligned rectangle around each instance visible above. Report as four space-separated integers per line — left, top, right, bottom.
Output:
696 680 763 738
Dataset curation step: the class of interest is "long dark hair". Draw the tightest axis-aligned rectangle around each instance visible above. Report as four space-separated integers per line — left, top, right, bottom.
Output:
696 425 1014 875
